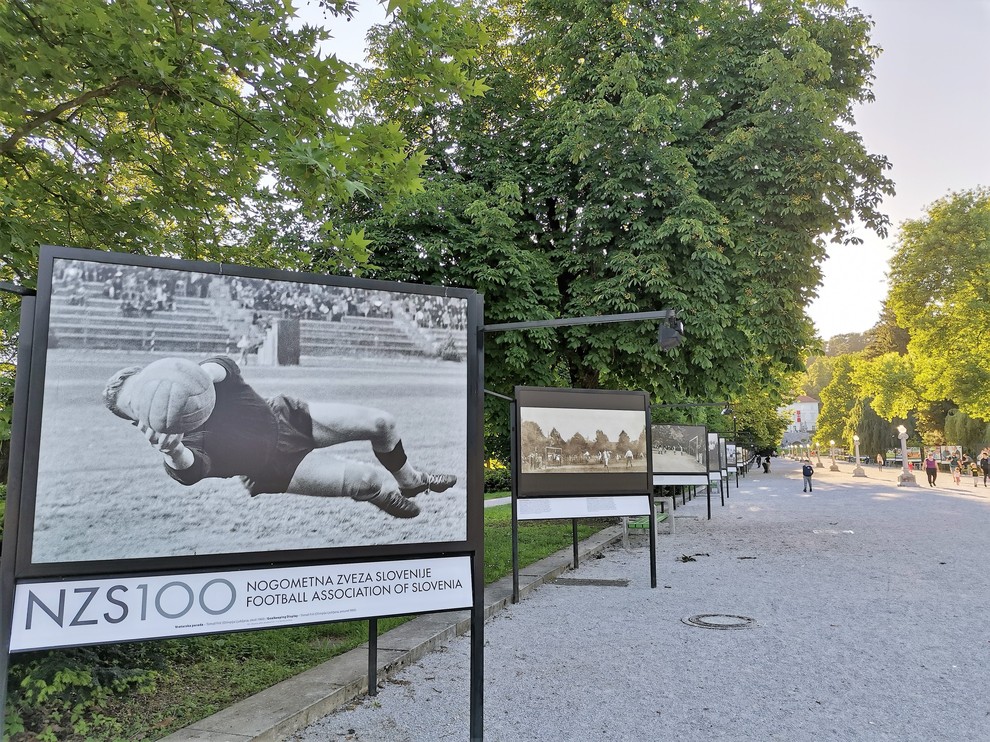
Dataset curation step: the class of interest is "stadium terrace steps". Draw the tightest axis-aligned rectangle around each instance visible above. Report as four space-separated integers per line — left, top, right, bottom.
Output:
48 295 232 353
47 291 464 360
299 318 427 357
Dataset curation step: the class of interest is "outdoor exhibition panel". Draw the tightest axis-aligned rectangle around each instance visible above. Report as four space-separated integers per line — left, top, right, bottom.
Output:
650 423 709 486
1 246 487 738
509 385 657 593
514 386 652 518
707 432 722 482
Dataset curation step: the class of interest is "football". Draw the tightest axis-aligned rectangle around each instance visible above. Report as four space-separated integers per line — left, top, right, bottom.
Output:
129 358 216 433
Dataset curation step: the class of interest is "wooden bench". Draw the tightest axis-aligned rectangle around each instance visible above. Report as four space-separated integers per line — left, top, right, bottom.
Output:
622 495 676 541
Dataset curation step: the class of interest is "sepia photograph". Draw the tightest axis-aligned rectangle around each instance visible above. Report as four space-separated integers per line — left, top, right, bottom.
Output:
518 406 648 474
27 254 471 567
514 387 651 498
650 424 707 475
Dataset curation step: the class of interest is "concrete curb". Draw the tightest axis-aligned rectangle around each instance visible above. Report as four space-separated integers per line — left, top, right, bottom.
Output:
160 525 627 741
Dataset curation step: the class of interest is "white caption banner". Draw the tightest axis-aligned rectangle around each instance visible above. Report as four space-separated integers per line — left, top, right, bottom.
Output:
517 495 650 520
11 556 473 652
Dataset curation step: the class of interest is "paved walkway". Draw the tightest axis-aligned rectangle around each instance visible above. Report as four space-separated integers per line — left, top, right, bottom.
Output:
167 459 990 741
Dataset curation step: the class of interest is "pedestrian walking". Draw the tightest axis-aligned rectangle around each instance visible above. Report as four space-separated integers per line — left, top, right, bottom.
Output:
876 453 884 471
980 449 990 487
802 460 814 492
924 453 938 487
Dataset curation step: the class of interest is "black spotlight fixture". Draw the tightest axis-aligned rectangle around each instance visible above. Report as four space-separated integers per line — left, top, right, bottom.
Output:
658 315 685 351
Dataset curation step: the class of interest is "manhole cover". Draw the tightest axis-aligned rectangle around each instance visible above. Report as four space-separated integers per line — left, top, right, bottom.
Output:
553 578 629 587
682 614 756 630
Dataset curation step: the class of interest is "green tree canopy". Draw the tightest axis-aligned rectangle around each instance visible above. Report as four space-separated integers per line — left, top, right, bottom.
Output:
0 0 484 441
816 353 859 445
825 332 869 357
851 352 917 421
0 0 481 276
886 188 990 420
355 0 892 411
800 355 832 400
944 409 990 455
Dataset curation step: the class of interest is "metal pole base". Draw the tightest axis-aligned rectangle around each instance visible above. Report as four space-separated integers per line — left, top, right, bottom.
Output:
898 471 919 487
852 466 867 477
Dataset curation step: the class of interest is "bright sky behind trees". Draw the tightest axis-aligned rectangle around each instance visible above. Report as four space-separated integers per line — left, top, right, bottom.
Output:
808 0 990 339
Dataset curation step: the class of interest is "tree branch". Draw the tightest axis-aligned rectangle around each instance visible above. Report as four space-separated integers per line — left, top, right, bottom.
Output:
0 78 146 155
11 0 60 48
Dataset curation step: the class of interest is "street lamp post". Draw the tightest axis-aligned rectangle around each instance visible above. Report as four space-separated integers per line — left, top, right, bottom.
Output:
852 434 866 477
897 425 917 486
815 442 823 468
829 439 839 471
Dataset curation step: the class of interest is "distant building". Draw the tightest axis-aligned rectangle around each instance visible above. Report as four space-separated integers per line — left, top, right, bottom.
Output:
781 396 819 433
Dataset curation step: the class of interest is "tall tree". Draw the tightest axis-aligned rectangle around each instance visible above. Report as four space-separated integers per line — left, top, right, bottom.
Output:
0 0 474 277
862 301 909 359
825 333 869 356
848 396 892 460
800 355 833 400
816 353 859 445
356 0 893 426
886 188 990 421
944 409 990 455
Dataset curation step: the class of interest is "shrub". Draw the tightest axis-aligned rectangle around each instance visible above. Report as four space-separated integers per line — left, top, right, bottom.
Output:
484 459 510 492
434 337 462 362
7 644 166 741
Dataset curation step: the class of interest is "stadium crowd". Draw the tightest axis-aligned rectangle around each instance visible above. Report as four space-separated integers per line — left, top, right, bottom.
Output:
53 264 467 338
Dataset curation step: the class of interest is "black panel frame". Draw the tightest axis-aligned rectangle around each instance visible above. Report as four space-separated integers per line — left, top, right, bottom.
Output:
12 245 482 580
514 386 651 498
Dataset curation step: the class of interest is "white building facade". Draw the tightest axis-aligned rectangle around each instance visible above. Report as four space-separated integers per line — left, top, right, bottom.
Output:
780 395 819 433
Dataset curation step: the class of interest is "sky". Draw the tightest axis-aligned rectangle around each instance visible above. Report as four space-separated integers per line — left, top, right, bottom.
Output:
301 0 990 341
807 0 990 339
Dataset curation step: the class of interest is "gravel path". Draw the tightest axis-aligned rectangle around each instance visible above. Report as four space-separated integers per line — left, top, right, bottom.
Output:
292 458 990 741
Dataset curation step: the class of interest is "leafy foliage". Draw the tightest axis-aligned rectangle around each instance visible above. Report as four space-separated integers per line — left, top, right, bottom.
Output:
944 409 990 455
847 396 893 459
886 188 990 421
349 0 892 455
799 355 832 400
0 0 485 435
824 332 869 357
862 301 909 359
815 353 858 445
851 352 917 421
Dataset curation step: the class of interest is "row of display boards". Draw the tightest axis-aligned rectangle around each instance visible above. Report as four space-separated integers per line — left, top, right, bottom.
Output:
0 245 748 741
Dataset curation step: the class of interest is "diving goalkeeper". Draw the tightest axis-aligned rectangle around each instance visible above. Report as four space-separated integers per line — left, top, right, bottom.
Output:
102 356 456 518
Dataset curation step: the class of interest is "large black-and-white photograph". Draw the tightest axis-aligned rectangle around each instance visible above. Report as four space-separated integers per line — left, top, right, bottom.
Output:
514 387 651 498
24 250 472 570
519 407 648 474
650 424 707 474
